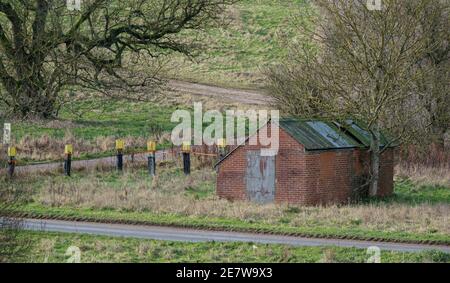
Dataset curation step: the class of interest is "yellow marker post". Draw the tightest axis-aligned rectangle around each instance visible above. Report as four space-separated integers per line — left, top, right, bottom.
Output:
7 146 16 157
64 144 73 155
147 141 156 153
64 145 73 176
115 139 125 151
115 139 124 171
217 138 226 149
217 138 226 160
182 141 191 153
7 146 16 178
182 141 191 175
147 141 157 176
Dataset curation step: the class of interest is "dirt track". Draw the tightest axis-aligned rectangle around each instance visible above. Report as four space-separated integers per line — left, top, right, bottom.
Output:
168 80 272 105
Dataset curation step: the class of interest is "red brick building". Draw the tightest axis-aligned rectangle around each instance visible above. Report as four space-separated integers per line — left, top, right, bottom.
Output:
215 118 395 205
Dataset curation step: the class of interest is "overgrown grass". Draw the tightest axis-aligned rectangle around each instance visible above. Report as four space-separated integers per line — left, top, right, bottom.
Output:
4 166 449 244
12 231 449 263
396 164 450 188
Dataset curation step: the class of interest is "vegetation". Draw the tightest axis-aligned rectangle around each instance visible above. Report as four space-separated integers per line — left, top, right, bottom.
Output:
0 182 32 262
11 230 449 263
0 0 448 263
266 0 450 196
392 178 450 204
0 0 235 118
4 165 449 244
165 0 313 88
1 92 253 164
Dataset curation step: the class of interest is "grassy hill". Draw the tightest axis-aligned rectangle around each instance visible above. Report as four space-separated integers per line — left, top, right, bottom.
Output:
165 0 313 88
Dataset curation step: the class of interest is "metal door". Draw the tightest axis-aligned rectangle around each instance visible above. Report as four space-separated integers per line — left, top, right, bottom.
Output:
246 151 275 204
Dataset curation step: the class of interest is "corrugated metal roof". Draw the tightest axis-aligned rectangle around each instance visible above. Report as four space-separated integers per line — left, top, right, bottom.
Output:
214 118 397 168
334 120 394 148
278 118 361 150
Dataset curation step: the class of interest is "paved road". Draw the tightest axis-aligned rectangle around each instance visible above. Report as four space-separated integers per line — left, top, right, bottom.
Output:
22 219 450 253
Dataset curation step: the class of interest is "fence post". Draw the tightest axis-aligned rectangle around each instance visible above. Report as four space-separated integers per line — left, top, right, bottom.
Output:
64 144 73 176
116 139 124 172
147 141 156 176
7 146 16 179
182 141 191 175
217 138 226 160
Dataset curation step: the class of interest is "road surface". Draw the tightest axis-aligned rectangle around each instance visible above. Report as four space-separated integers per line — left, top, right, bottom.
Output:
22 219 450 253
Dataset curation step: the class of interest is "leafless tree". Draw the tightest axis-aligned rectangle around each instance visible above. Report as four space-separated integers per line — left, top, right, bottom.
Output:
267 0 448 196
415 1 449 147
0 0 235 118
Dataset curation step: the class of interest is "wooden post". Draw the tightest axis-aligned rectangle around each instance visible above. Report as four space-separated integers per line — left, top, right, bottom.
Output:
182 141 191 175
116 139 124 172
147 141 156 176
64 144 73 176
7 146 16 179
217 138 226 160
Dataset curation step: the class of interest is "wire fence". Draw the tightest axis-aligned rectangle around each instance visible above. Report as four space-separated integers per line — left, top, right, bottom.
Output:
0 143 231 177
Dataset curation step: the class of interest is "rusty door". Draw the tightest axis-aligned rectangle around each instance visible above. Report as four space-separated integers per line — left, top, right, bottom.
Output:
246 151 275 204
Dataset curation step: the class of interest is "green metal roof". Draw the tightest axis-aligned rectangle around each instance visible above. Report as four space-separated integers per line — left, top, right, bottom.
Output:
214 118 397 168
334 120 395 148
278 118 362 150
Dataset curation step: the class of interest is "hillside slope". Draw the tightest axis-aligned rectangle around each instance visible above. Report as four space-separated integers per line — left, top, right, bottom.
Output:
165 0 312 89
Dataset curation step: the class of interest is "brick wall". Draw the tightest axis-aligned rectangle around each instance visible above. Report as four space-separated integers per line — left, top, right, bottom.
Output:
351 148 395 197
301 150 355 205
378 148 395 196
216 124 395 205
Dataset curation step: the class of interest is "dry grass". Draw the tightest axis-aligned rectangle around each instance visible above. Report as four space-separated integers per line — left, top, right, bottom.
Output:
396 143 450 187
396 164 450 187
17 167 448 236
17 133 107 161
14 133 172 163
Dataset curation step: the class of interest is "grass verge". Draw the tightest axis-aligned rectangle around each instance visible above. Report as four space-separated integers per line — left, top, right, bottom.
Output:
11 230 450 263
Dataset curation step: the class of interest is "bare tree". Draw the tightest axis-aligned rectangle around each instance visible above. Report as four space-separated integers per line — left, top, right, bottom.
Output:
415 0 449 147
267 0 448 196
0 0 235 118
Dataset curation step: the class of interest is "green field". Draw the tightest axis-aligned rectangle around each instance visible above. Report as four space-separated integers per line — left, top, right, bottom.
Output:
13 100 178 141
9 231 449 263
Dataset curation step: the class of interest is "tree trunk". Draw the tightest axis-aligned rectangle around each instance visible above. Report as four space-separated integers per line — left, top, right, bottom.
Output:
12 84 56 119
369 123 381 197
